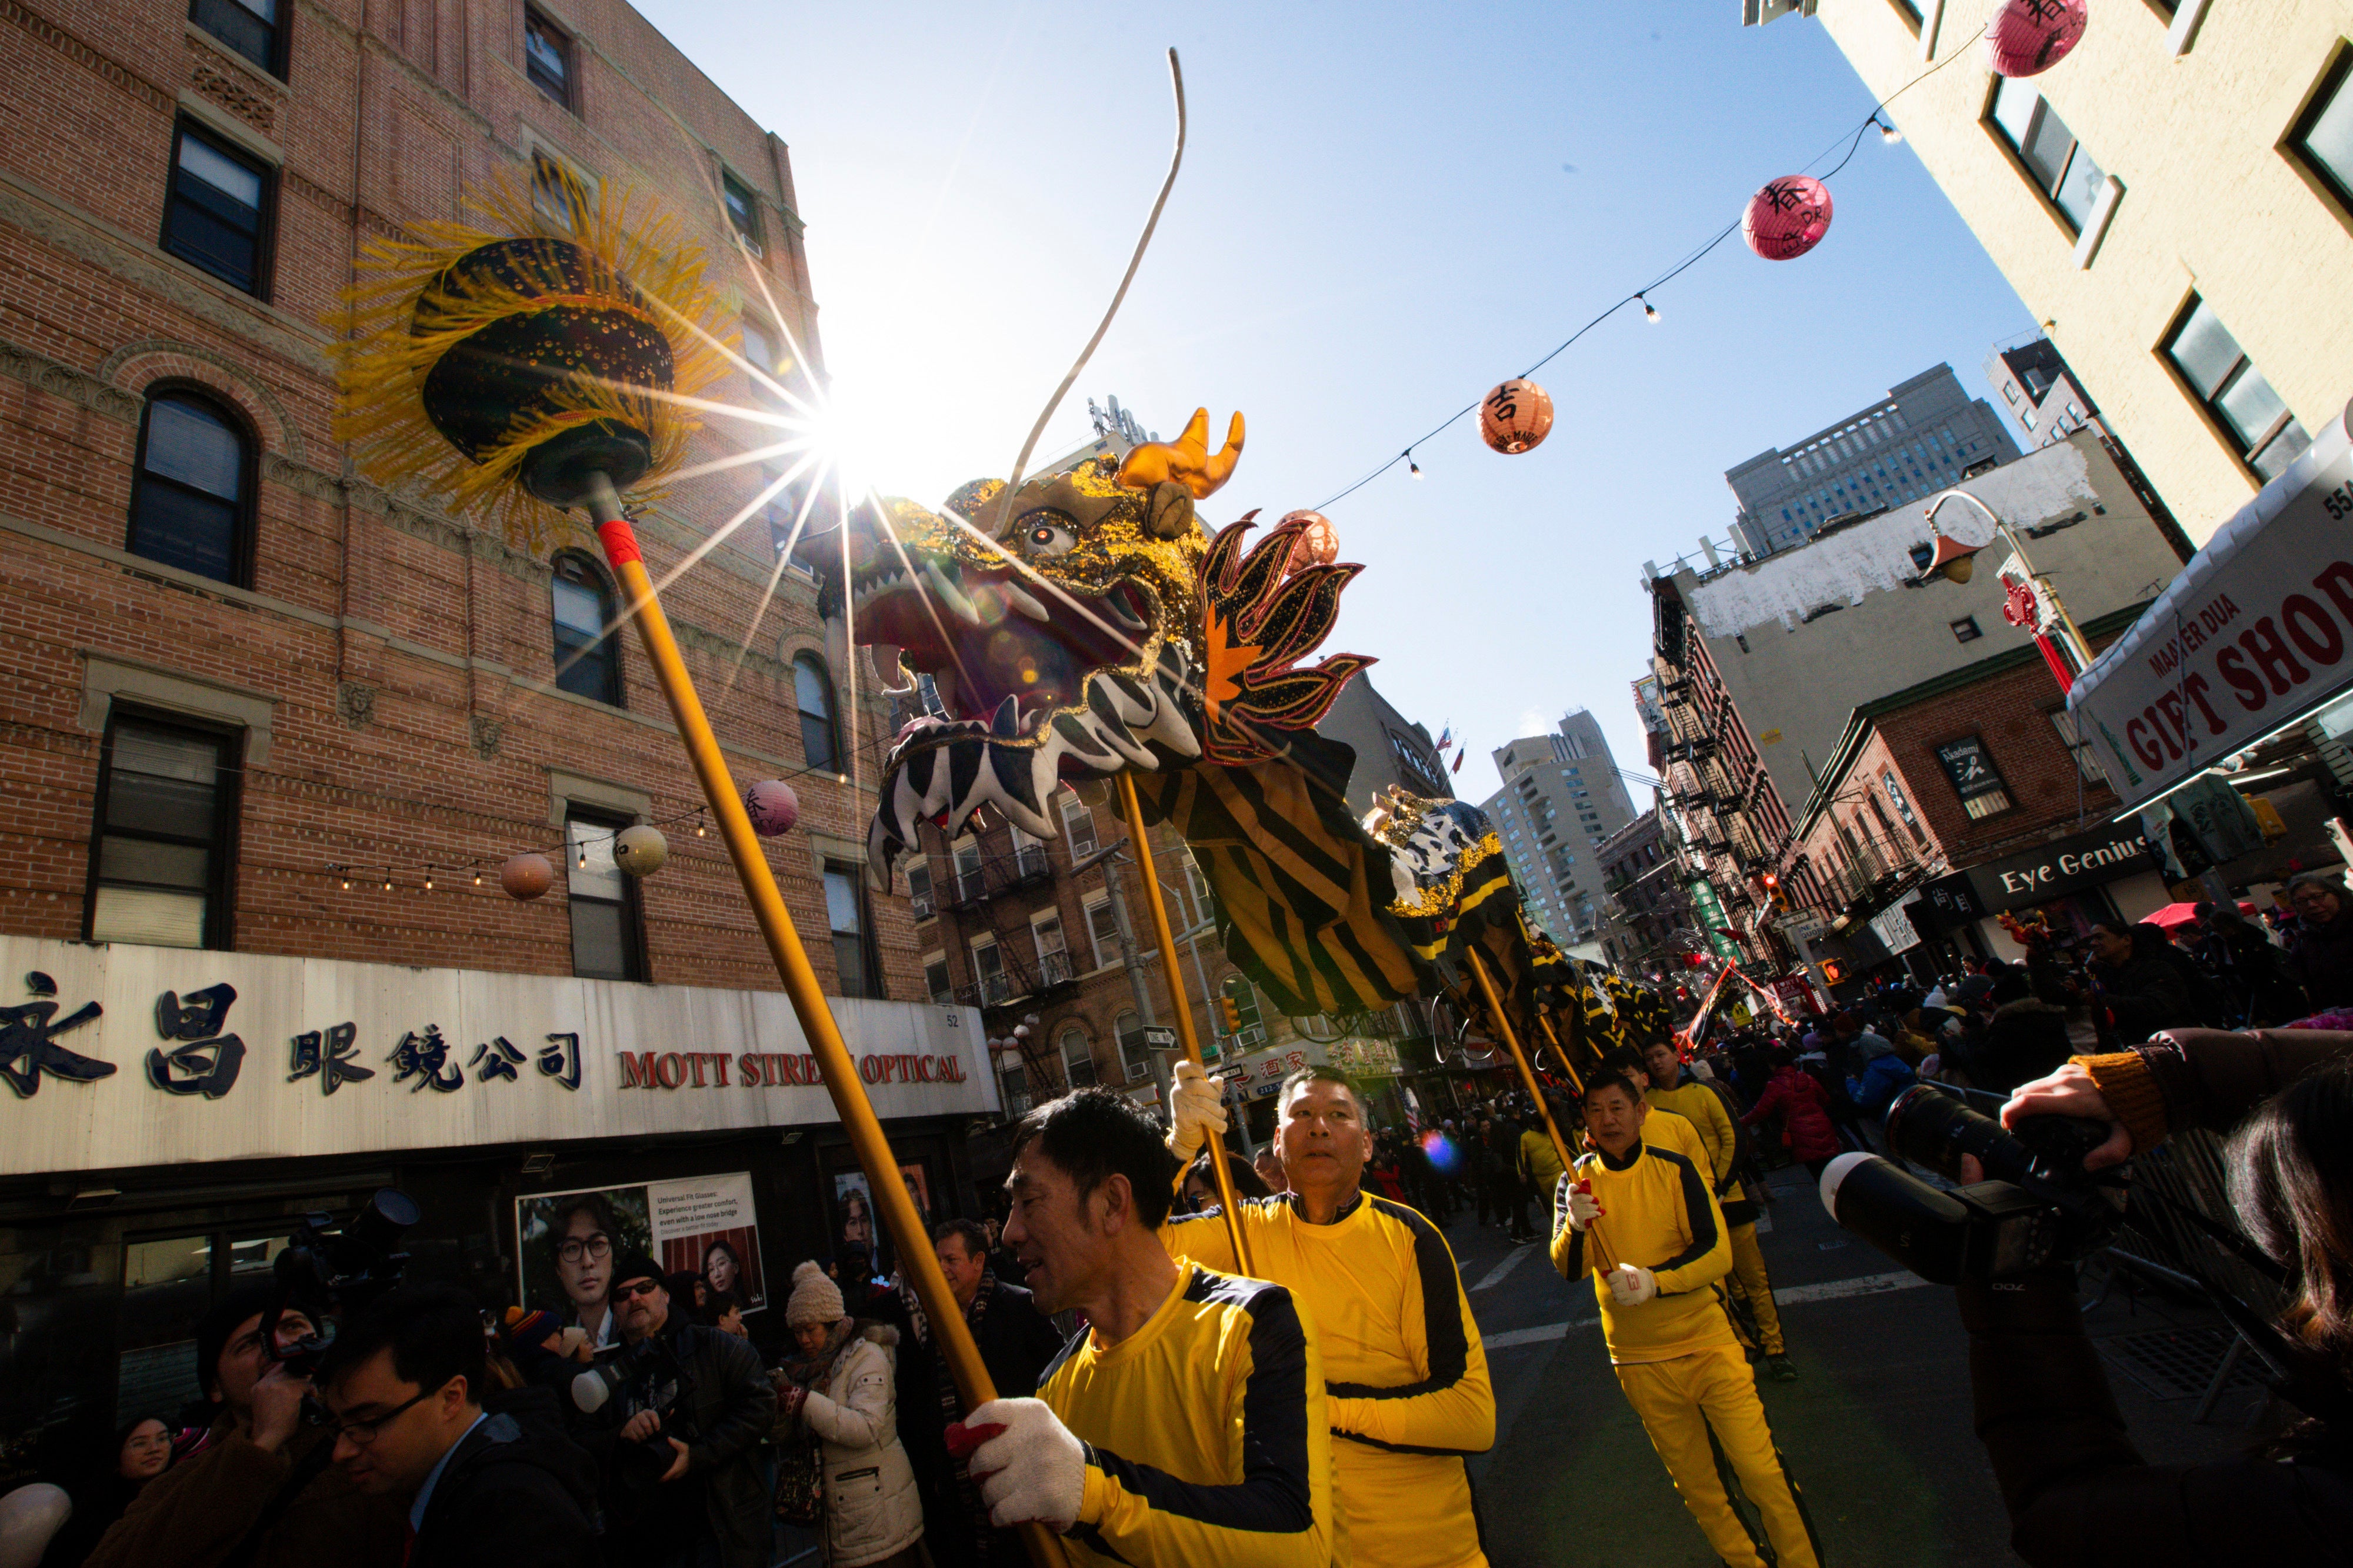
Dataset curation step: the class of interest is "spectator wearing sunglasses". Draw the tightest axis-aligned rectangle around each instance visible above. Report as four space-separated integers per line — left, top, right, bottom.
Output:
314 1284 599 1568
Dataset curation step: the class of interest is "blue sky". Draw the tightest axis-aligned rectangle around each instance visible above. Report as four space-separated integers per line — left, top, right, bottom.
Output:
637 1 2038 803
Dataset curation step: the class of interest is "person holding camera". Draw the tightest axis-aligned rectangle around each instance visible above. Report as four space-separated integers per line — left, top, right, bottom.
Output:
1952 1026 2353 1564
86 1282 405 1568
312 1285 599 1568
581 1255 775 1568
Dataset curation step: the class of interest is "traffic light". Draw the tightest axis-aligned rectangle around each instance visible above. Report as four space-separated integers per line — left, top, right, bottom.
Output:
1214 996 1243 1032
1819 958 1849 986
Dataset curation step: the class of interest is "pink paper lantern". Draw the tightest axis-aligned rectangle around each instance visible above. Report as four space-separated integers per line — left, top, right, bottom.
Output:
1743 176 1834 261
499 853 554 901
744 778 801 836
1279 510 1339 573
1987 0 2088 78
1479 379 1555 455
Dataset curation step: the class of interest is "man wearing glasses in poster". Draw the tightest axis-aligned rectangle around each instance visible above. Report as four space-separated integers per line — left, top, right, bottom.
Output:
315 1283 601 1568
549 1194 622 1351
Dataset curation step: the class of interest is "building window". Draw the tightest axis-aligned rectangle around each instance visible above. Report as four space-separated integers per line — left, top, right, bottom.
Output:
2289 50 2353 213
163 121 271 295
190 0 281 75
921 951 952 1005
1887 0 1922 31
551 552 623 705
1059 789 1098 856
1032 911 1070 987
531 151 584 231
88 714 238 949
1949 616 1982 643
2162 296 2312 481
722 171 763 252
1988 78 2107 232
970 937 1008 1006
950 836 982 902
1084 896 1121 969
1114 1009 1148 1080
1933 735 2014 820
795 654 839 773
824 860 881 999
524 9 572 108
906 862 934 919
739 316 776 377
1059 1026 1097 1090
127 389 254 586
566 812 645 981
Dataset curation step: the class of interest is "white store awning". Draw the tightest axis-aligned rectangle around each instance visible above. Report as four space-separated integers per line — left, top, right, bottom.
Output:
2066 398 2353 814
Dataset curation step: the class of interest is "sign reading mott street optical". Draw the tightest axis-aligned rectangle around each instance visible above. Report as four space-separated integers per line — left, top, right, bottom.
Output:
1912 823 2158 924
0 936 992 1178
2068 403 2353 811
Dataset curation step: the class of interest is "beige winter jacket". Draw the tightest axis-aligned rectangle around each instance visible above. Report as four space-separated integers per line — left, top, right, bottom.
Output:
798 1323 924 1568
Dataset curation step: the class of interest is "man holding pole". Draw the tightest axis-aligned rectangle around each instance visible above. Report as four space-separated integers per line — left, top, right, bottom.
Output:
955 1089 1333 1567
1164 1060 1497 1568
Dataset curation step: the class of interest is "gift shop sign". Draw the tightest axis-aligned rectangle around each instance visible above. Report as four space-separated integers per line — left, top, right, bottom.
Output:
2068 408 2353 811
0 935 993 1177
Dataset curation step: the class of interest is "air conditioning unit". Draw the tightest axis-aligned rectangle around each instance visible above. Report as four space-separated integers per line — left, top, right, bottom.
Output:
911 895 934 919
1125 1060 1151 1083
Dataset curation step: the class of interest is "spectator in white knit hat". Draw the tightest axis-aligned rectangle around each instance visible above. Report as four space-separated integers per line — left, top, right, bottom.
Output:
771 1260 924 1567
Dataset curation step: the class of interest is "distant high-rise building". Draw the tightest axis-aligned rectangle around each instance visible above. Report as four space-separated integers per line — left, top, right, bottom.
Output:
1984 339 2107 452
1481 710 1639 943
1725 365 2020 558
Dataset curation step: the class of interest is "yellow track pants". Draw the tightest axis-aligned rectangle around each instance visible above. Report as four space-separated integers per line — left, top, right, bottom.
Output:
1614 1346 1818 1568
1728 1221 1784 1356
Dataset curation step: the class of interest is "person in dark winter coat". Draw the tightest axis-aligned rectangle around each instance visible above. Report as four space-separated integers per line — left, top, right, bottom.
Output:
2088 922 2199 1042
1969 1027 2353 1565
38 1418 174 1568
1741 1056 1844 1176
585 1254 777 1568
2287 875 2353 1012
315 1285 599 1568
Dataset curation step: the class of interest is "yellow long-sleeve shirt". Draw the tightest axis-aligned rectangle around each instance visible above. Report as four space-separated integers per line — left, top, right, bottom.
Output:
1646 1080 1737 1195
1038 1258 1333 1568
1164 1193 1494 1567
1518 1126 1566 1192
1549 1143 1736 1365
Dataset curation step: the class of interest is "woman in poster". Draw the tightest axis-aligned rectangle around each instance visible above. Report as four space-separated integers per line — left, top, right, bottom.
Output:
704 1239 744 1300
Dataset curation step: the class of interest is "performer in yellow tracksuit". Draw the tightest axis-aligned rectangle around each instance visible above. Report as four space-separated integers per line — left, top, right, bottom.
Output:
1552 1070 1818 1568
1166 1060 1494 1568
964 1087 1334 1567
1633 1042 1794 1378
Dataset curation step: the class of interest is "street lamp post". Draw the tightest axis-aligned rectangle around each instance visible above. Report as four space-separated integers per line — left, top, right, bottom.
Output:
1918 488 2097 678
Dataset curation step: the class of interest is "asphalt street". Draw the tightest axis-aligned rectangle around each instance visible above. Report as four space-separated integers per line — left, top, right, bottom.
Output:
1445 1164 2264 1567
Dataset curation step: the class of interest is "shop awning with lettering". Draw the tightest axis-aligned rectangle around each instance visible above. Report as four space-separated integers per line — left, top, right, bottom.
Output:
2067 399 2353 812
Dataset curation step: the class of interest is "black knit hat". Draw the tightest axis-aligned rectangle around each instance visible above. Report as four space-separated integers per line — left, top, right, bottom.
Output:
195 1280 295 1400
611 1252 666 1295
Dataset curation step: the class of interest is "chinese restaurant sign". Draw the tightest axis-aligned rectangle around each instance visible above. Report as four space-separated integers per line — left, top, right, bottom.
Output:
0 936 992 1177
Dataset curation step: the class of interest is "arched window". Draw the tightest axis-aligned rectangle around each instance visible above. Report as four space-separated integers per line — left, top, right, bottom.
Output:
551 552 622 706
794 653 839 772
127 389 252 586
1059 1025 1098 1090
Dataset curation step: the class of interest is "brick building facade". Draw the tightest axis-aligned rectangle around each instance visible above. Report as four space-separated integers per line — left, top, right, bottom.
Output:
0 0 914 998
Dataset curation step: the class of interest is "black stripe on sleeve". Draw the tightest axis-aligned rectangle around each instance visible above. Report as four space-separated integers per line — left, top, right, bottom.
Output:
1082 1272 1315 1536
1325 1197 1471 1402
1035 1321 1089 1393
1646 1147 1719 1280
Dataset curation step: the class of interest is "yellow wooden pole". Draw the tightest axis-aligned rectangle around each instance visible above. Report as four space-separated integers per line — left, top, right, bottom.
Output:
1537 1013 1585 1098
1114 770 1255 1275
1465 946 1577 1180
580 482 1053 1566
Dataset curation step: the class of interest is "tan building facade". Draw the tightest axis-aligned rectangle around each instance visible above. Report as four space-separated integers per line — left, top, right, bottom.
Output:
1792 1 2353 542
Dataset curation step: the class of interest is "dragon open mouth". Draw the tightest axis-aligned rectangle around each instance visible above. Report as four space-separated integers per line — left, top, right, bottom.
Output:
852 551 1158 739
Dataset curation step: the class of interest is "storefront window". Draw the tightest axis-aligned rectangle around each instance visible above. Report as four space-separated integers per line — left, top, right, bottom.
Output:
1 1231 122 1476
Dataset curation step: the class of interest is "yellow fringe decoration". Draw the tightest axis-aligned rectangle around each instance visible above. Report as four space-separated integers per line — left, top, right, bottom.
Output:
334 166 732 552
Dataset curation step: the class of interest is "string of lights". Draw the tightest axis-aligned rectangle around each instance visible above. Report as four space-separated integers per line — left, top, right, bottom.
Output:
1314 25 1987 511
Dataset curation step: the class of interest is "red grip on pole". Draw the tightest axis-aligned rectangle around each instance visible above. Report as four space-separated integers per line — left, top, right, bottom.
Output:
596 517 642 568
944 1419 1009 1462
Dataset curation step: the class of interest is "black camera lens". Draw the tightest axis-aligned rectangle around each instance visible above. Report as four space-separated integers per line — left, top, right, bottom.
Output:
1884 1083 2036 1186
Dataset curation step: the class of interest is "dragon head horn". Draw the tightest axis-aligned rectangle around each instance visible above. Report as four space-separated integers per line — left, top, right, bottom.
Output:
1117 407 1245 501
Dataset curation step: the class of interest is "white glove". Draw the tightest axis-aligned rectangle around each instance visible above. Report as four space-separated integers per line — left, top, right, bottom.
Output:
1562 1180 1602 1233
1607 1263 1657 1307
966 1397 1086 1533
1166 1059 1229 1165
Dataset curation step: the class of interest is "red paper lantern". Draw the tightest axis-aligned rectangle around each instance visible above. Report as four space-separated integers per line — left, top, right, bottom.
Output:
1987 0 2087 78
499 852 554 901
1279 510 1339 573
1744 176 1833 261
1479 379 1554 455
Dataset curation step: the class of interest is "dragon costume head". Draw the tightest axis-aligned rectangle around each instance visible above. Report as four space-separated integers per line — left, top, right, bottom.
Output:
806 409 1372 883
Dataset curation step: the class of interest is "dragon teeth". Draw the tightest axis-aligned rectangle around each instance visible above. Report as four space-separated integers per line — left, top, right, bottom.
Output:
1005 581 1052 622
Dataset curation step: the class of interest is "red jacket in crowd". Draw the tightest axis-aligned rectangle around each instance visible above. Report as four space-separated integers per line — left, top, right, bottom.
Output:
1741 1065 1842 1163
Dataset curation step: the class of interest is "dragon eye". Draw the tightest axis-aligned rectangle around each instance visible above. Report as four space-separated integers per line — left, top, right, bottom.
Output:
1022 520 1075 558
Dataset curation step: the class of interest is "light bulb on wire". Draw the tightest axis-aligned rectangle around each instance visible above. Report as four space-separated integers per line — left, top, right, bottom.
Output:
473 866 483 886
1639 293 1660 323
1407 455 1422 480
1874 114 1901 145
